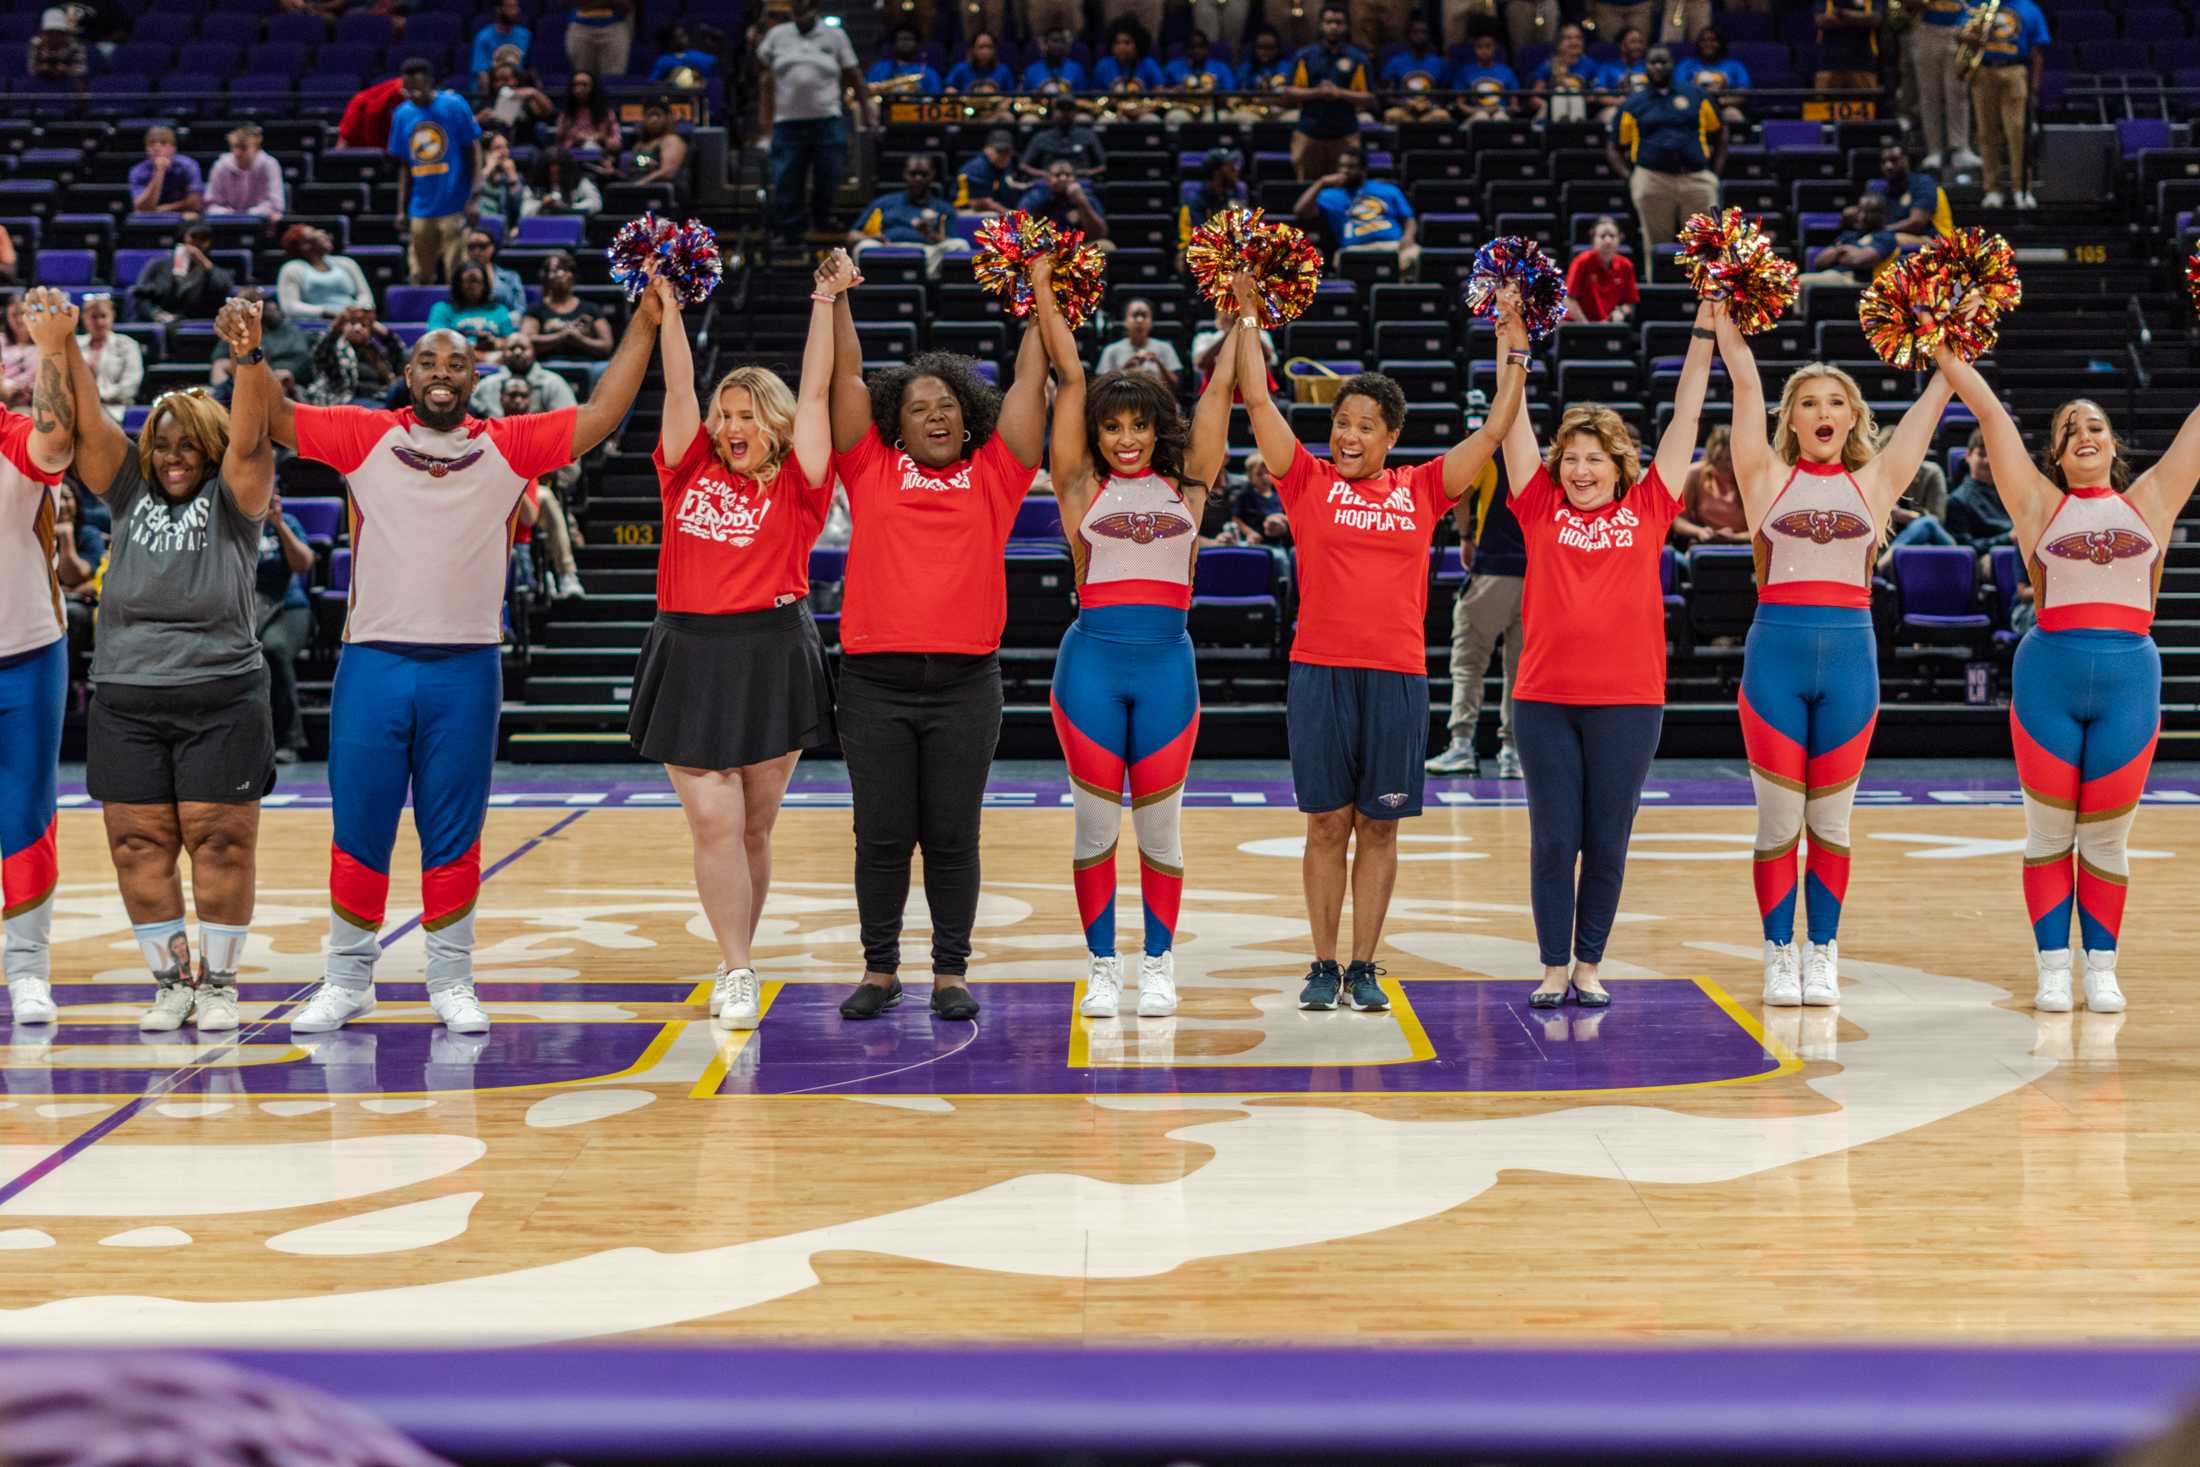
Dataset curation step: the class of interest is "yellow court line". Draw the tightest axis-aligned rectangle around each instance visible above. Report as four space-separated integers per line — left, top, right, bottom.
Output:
1064 976 1438 1070
687 981 786 1098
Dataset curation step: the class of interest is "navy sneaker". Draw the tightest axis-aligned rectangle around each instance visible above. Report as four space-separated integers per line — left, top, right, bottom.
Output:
1298 959 1343 1011
1344 961 1389 1012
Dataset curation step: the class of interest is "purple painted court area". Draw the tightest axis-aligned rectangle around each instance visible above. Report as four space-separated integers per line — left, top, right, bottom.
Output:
723 979 1777 1097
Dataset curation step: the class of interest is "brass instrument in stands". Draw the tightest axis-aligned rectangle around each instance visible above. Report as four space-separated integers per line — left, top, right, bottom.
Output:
1884 0 1915 34
1956 0 2002 79
870 70 930 94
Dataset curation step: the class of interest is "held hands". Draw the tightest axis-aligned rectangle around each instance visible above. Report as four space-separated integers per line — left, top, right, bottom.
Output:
216 294 263 355
21 286 77 352
1493 283 1529 356
648 275 681 318
1229 270 1262 321
1028 251 1055 297
813 249 859 299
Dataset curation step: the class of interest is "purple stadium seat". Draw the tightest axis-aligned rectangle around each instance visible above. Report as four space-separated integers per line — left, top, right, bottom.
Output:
514 215 586 246
1190 547 1281 646
267 11 328 45
383 284 444 322
1008 496 1062 543
2079 40 2151 72
406 12 462 49
34 249 96 285
178 41 239 73
113 248 172 286
2118 120 2174 159
132 14 194 45
108 42 175 73
197 13 260 46
1759 119 1824 152
807 546 847 584
284 497 347 546
334 12 398 46
1893 546 1989 642
323 546 352 595
315 43 384 78
157 73 223 99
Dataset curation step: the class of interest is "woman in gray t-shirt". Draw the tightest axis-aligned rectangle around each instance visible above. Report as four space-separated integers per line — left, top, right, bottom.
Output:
35 286 279 1036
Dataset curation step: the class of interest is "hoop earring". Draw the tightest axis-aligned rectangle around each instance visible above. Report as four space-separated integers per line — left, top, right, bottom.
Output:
894 438 906 451
962 430 972 443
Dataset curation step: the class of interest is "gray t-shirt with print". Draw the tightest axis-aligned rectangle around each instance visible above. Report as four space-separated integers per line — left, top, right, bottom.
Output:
91 454 265 686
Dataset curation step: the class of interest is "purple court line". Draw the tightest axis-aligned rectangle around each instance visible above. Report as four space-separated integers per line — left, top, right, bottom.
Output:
0 809 591 1212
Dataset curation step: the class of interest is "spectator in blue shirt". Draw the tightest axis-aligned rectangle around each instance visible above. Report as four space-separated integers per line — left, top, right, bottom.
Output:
1605 46 1724 273
1606 27 1652 100
1453 32 1522 118
944 31 1015 95
1969 0 2048 209
1380 16 1453 123
954 129 1022 214
129 125 205 216
1245 28 1292 92
1799 192 1897 284
1092 19 1165 104
1294 144 1418 275
1022 29 1088 94
648 21 721 84
866 24 942 95
851 152 972 275
1869 142 1953 238
1163 28 1237 95
1533 23 1607 119
470 0 532 88
1283 5 1373 181
1178 148 1248 255
1675 25 1749 120
1018 159 1109 244
389 56 483 285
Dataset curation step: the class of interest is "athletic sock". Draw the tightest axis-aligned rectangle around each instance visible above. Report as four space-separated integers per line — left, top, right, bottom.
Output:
133 918 191 985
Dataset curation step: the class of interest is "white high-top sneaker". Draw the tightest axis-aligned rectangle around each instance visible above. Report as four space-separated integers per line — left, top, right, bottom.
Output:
6 976 56 1025
1136 952 1179 1017
2081 949 2127 1013
1800 941 1840 1007
1762 941 1802 1007
715 968 761 1030
1079 955 1122 1017
2033 948 2074 1013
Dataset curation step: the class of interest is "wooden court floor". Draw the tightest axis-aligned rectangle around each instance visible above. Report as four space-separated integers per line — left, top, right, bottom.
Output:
3 799 2196 1346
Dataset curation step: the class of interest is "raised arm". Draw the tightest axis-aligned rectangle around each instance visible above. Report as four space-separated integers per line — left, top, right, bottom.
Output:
655 276 699 465
827 267 871 453
1233 283 1297 477
1497 321 1542 494
1447 291 1528 498
794 252 855 487
213 296 275 516
1184 279 1248 494
2128 398 2200 533
993 310 1049 468
1713 302 1774 515
1029 251 1091 509
1932 344 2057 541
18 288 78 478
1856 370 1954 521
570 287 665 458
1653 299 1721 495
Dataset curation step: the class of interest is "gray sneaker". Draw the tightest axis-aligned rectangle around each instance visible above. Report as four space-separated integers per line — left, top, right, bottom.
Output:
139 975 197 1032
1495 746 1524 780
1424 738 1479 776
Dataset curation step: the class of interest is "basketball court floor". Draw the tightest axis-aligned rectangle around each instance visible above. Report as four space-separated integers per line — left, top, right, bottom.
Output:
3 758 2194 1347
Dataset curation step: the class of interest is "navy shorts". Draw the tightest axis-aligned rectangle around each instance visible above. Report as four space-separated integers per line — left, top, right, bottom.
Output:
1287 663 1430 819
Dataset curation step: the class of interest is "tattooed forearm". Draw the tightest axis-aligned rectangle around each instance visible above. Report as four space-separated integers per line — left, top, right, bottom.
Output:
31 357 72 437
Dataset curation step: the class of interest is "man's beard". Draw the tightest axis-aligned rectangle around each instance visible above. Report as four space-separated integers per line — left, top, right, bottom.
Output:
414 392 467 431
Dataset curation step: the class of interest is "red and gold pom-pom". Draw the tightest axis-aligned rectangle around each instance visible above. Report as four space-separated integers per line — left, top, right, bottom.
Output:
1928 227 2022 320
2187 248 2200 316
972 210 1106 329
1676 207 1797 335
1860 254 1955 370
1184 206 1324 327
1860 229 2023 369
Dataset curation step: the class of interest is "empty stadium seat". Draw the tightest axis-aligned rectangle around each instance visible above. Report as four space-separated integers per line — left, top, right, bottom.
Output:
1893 546 1990 650
1190 547 1281 647
1685 545 1759 644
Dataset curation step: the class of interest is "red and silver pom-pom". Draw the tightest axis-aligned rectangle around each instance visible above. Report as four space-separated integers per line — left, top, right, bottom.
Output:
1184 206 1324 327
1676 207 1797 335
972 210 1106 328
1464 236 1567 341
607 212 723 305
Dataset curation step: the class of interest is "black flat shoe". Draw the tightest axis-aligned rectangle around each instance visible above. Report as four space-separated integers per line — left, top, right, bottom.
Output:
929 984 980 1020
1572 982 1612 1009
1529 985 1569 1009
839 979 902 1020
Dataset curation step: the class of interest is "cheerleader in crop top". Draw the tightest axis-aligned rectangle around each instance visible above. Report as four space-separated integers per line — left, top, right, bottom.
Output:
1030 255 1241 1021
1938 343 2200 1015
1716 320 1955 1010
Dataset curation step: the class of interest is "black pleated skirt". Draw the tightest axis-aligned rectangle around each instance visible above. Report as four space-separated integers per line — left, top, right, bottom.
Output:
627 603 835 769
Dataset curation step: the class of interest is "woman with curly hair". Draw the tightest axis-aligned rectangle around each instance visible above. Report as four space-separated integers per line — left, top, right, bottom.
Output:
1716 319 1953 1009
826 250 1049 1022
1029 259 1243 1019
1933 346 2200 1014
628 254 851 1032
24 287 276 1035
1503 299 1722 1010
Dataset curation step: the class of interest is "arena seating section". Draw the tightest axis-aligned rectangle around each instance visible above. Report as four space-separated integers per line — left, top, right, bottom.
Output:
20 0 2200 761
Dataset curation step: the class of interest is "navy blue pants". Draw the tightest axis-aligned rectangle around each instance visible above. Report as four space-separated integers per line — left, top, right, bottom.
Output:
1515 700 1663 967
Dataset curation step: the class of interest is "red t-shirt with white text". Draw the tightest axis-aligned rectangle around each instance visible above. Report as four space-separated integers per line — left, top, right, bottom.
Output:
1512 463 1677 705
838 426 1037 655
652 433 832 615
1276 442 1455 676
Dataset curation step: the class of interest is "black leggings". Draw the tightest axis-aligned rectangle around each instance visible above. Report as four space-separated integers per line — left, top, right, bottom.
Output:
836 652 1003 977
1514 700 1663 968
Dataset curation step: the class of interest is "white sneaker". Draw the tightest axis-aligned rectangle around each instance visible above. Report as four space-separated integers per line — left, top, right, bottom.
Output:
553 572 586 600
2016 191 2038 210
1921 151 1944 172
6 976 56 1025
707 963 734 1016
1423 738 1478 776
194 982 240 1032
1762 941 1802 1007
430 985 492 1034
715 967 761 1030
1801 941 1840 1006
2082 949 2127 1013
1495 746 1523 780
2033 949 2074 1013
139 978 197 1032
1136 952 1179 1017
1953 149 1984 170
1079 955 1122 1017
1980 190 2006 209
291 983 376 1033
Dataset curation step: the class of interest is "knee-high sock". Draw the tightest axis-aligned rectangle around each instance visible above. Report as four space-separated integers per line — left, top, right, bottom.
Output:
2074 723 2158 953
1 816 55 984
2012 707 2081 954
1741 688 1806 943
1052 695 1127 956
1127 712 1197 957
1802 714 1876 945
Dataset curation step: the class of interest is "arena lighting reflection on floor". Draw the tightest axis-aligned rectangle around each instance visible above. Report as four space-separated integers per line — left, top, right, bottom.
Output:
0 977 1788 1100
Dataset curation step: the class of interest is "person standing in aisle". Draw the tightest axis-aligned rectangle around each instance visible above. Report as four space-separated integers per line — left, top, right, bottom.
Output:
1426 449 1525 780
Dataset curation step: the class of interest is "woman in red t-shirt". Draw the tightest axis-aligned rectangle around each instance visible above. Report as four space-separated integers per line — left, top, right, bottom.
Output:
825 250 1050 1024
1503 298 1719 1009
627 258 849 1032
1562 216 1639 326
